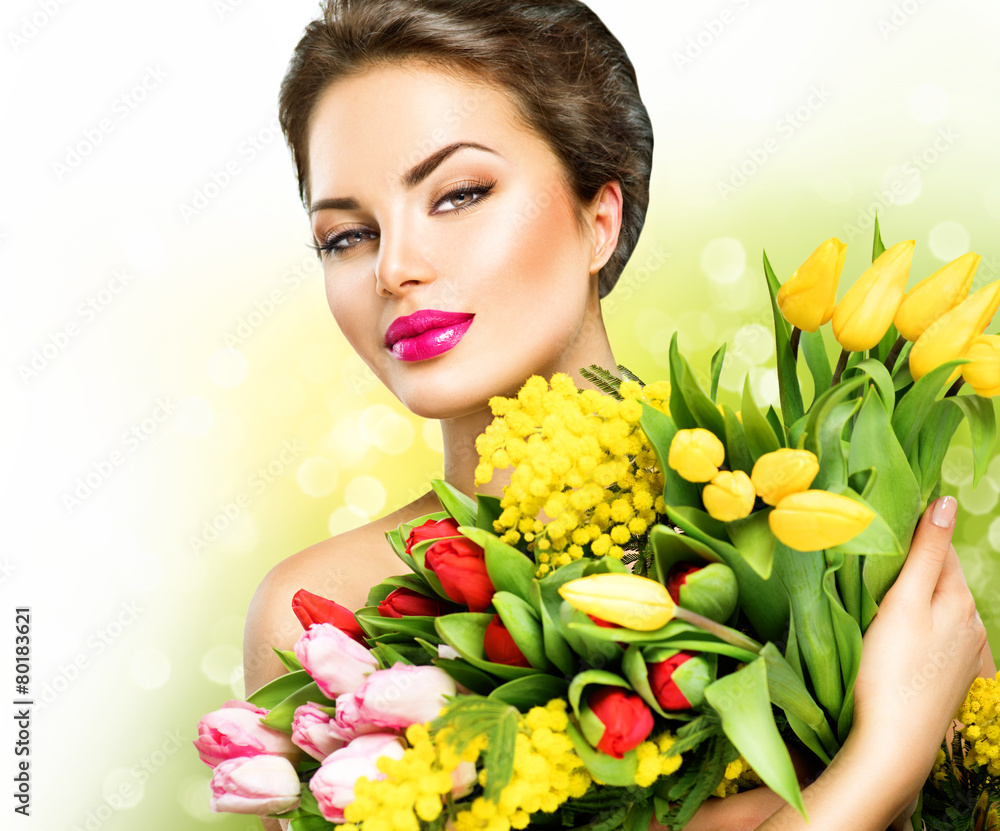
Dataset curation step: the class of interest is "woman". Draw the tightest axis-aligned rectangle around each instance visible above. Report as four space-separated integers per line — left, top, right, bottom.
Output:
244 1 992 828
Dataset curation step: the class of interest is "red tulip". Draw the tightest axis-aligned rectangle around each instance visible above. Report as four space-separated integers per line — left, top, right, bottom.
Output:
405 518 461 555
587 687 653 758
424 536 494 613
665 563 702 604
377 588 449 619
291 589 366 645
647 652 696 710
483 615 531 667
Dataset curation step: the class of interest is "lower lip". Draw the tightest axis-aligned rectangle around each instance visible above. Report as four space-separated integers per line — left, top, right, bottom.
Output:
390 318 474 361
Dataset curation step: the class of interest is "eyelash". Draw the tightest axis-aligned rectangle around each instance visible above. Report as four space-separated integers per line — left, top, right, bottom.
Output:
310 178 498 258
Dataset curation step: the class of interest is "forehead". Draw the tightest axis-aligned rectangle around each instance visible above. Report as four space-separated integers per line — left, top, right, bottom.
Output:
306 60 545 199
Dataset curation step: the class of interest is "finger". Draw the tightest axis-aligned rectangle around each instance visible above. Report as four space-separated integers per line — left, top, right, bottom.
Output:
931 546 966 600
891 495 958 604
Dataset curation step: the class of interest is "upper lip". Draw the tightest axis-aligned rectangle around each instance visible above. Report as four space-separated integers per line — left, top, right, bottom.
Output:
384 310 474 347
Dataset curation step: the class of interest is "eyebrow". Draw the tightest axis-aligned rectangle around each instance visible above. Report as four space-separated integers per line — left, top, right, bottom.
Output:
308 141 499 215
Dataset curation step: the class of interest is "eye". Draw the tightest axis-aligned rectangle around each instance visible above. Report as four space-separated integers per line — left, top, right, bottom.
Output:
310 228 378 258
433 178 497 214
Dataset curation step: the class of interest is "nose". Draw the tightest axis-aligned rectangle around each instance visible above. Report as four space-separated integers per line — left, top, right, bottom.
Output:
373 217 437 298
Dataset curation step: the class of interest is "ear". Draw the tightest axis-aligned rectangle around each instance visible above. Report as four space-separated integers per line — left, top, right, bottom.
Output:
588 180 624 275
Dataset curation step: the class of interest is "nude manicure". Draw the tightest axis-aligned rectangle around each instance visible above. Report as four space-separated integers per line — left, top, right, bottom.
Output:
930 495 957 528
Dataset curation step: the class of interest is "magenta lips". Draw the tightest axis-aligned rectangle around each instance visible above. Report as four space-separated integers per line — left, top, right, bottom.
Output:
384 310 475 362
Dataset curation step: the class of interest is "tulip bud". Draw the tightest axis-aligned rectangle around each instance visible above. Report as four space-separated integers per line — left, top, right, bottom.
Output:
665 562 738 622
769 490 875 552
668 428 726 483
291 703 343 762
424 535 495 613
483 614 532 667
909 280 1000 382
832 240 915 352
894 253 980 342
292 589 367 645
406 517 461 555
961 334 1000 398
559 573 676 631
377 588 450 618
309 734 407 822
776 237 846 332
353 664 457 730
194 700 299 768
750 448 819 507
702 470 756 522
584 687 654 758
210 755 301 815
293 623 379 699
646 650 713 710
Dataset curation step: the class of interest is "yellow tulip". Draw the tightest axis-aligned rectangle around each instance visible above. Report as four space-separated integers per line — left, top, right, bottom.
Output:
961 334 1000 397
702 470 756 522
776 237 847 332
908 279 1000 382
668 428 725 483
832 239 915 352
750 448 820 507
769 490 875 552
558 573 676 631
894 252 980 342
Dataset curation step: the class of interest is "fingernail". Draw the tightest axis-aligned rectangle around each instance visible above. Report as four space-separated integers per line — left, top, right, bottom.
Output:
931 495 957 528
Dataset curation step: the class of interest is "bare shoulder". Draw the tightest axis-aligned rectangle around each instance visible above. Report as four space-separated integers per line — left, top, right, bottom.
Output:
242 490 443 696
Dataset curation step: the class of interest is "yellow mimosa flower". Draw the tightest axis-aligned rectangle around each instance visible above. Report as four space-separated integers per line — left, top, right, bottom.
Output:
702 470 756 522
909 279 1000 382
768 490 875 552
776 237 846 332
961 334 1000 398
832 239 915 352
558 573 676 631
894 252 980 342
667 428 725 483
750 448 820 507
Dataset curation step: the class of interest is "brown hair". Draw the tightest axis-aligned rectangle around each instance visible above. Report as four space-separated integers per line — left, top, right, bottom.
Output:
278 0 653 298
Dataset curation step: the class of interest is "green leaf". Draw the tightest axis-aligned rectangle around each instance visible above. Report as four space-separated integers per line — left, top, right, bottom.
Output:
565 721 640 787
704 658 807 818
459 525 535 603
765 406 785 442
476 494 503 532
763 249 805 431
288 815 338 830
722 403 754 474
844 357 895 417
435 613 539 681
482 705 518 801
741 376 783 459
649 523 723 585
272 648 303 673
913 398 966 503
726 509 776 580
800 328 833 403
945 394 997 488
821 552 863 745
371 641 414 667
431 479 477 527
530 580 575 676
669 331 726 439
365 573 437 607
872 214 886 260
491 591 551 671
262 681 336 734
488 675 569 711
891 359 969 455
432 658 497 695
801 374 865 489
639 403 701 508
247 669 312 709
710 343 727 402
356 610 440 641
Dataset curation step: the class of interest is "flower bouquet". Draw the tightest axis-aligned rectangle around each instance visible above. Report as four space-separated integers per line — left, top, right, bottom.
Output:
196 220 1000 830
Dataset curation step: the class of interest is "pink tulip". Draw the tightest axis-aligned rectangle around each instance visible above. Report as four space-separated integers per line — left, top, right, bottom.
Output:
330 692 382 742
309 734 406 822
291 702 344 761
293 623 379 698
354 664 457 730
209 755 301 815
451 761 477 798
194 700 298 768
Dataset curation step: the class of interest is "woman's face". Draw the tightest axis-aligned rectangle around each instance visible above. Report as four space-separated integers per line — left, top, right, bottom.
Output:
306 61 619 419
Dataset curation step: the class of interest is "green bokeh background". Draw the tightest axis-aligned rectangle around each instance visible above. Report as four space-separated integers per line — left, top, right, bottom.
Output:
7 1 1000 829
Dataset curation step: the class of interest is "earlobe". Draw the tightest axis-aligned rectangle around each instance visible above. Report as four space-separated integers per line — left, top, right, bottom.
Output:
589 180 624 275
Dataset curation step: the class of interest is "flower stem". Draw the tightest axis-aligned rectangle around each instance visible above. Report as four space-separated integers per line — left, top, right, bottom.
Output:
673 607 762 655
789 326 802 361
883 335 907 374
830 349 850 387
946 378 965 397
